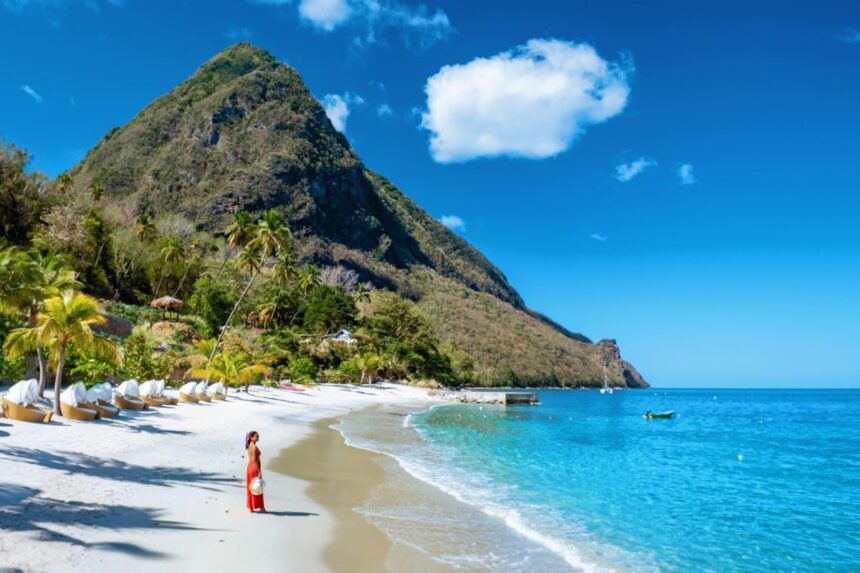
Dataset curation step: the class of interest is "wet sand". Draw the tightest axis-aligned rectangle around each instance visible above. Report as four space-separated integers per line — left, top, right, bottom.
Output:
271 416 454 573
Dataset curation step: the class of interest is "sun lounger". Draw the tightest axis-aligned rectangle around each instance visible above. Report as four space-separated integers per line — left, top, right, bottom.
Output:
178 381 199 403
60 401 100 421
114 394 148 410
207 382 227 401
2 397 53 423
140 395 165 407
86 400 120 418
178 392 199 403
60 384 100 421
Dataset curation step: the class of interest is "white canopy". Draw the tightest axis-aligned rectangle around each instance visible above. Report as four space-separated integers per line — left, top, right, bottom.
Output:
154 380 166 395
179 381 197 395
5 379 39 406
195 381 208 395
139 380 158 397
60 383 87 407
116 379 140 398
207 382 226 396
86 384 109 403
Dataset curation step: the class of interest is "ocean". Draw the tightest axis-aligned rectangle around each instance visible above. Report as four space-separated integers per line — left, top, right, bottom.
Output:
336 389 860 572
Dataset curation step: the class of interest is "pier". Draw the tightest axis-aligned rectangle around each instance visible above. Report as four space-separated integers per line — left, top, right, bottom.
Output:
437 391 539 405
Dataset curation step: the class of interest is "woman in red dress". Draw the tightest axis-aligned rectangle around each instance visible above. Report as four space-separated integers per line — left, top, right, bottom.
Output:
245 431 266 513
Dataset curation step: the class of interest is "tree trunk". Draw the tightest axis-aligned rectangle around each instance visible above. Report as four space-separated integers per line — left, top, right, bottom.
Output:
37 346 48 397
205 266 261 385
53 346 66 417
173 262 193 298
154 265 169 298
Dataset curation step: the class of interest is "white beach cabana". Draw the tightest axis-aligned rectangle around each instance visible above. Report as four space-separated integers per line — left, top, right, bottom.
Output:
1 379 53 423
207 382 227 400
114 379 147 410
179 381 199 403
86 383 120 418
60 383 99 421
195 381 211 402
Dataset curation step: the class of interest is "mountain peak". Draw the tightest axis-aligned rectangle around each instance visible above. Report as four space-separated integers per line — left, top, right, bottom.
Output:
64 45 645 387
182 43 282 93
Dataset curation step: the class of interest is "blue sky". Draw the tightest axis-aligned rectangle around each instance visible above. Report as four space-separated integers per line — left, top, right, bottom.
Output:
2 0 859 388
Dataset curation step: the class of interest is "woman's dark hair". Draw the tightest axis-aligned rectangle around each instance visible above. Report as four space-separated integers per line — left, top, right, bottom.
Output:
245 431 259 449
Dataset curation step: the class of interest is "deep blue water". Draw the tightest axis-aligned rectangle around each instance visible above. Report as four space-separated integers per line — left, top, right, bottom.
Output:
400 389 860 572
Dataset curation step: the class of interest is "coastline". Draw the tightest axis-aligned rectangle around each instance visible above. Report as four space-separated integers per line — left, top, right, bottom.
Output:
0 383 438 573
271 415 453 573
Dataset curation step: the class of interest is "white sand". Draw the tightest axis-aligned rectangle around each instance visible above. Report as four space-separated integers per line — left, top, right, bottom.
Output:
0 383 437 573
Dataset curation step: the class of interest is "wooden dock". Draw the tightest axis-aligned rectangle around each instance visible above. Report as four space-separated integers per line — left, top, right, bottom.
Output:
459 391 539 405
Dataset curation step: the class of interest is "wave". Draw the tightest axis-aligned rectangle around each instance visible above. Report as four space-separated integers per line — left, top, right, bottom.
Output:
332 408 632 573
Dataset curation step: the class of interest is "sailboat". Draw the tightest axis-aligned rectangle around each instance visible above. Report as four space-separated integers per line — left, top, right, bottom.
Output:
600 361 613 394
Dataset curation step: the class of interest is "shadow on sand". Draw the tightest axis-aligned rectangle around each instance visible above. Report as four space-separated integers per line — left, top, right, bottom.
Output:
261 510 319 517
0 483 200 560
0 449 236 491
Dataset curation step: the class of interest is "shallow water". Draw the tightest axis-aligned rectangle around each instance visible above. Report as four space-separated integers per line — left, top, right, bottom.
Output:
339 389 860 572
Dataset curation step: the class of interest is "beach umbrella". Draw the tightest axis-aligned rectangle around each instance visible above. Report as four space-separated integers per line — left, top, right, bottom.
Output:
150 295 184 319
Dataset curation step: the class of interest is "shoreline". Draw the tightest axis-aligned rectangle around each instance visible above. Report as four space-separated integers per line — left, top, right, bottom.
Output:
0 383 439 573
270 415 453 573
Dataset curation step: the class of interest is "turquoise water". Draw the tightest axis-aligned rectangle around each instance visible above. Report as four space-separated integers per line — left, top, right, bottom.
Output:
344 389 860 572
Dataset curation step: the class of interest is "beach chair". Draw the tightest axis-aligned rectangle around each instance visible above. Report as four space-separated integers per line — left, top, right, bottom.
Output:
155 380 178 405
2 398 54 423
196 381 211 402
1 380 53 423
87 383 120 418
178 381 199 403
113 380 149 410
138 380 165 407
208 381 227 401
60 384 100 421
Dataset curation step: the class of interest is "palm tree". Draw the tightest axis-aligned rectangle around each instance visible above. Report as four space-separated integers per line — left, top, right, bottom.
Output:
271 252 297 287
354 352 384 385
0 248 79 395
114 212 158 289
224 211 256 251
215 211 257 280
188 350 271 395
173 238 203 298
206 210 291 372
4 290 120 416
154 237 185 297
353 282 372 304
134 213 157 242
288 263 322 325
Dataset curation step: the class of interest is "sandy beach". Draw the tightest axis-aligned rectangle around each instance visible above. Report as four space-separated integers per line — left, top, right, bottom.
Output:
0 383 438 573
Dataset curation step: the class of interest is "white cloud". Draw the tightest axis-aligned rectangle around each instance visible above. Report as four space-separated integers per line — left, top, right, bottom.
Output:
589 233 607 242
678 163 696 185
321 92 363 132
299 0 351 31
251 0 451 45
440 214 465 231
357 0 451 46
21 85 43 103
377 103 393 117
838 28 860 44
421 39 631 163
614 157 655 182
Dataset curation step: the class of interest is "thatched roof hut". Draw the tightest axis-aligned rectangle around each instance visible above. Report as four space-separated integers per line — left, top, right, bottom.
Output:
150 296 184 310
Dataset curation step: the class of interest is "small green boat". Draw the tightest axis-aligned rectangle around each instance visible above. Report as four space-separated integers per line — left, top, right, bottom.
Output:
643 410 674 419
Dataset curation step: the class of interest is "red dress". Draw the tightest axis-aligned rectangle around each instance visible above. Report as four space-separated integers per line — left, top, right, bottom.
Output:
246 446 266 512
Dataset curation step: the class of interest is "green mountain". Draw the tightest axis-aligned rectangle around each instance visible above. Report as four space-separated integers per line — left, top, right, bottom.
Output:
65 43 646 388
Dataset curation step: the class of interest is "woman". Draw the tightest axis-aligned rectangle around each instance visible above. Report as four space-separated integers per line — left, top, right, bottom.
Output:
245 431 266 513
